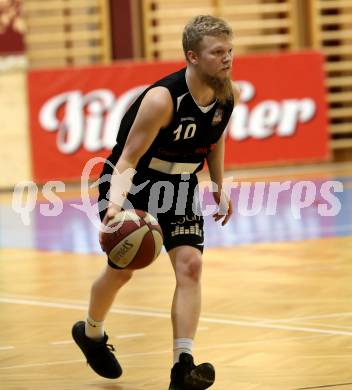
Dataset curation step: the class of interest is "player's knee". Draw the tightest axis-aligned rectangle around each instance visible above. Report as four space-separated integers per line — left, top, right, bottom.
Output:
176 253 202 283
111 268 134 287
99 267 134 290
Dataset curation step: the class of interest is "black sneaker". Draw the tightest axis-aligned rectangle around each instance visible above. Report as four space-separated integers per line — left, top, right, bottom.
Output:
72 321 122 379
169 353 215 390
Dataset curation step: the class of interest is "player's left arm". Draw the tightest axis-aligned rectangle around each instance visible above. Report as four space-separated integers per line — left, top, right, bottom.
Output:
206 83 239 225
206 132 233 226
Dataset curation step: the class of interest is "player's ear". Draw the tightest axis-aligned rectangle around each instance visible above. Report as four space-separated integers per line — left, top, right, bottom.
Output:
187 50 198 65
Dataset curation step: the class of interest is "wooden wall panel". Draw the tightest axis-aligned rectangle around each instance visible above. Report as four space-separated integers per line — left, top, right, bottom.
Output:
23 0 111 68
0 70 31 187
142 0 299 59
309 0 352 152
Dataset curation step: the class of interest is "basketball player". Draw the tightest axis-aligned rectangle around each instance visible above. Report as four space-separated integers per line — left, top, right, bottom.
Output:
72 15 239 390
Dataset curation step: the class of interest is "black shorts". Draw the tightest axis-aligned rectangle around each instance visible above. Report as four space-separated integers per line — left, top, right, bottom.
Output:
98 153 204 268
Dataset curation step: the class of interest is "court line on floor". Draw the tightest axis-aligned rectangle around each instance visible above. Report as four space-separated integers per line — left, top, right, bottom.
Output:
259 312 352 324
51 340 74 345
0 292 271 323
295 383 352 389
0 358 85 370
53 331 194 345
266 321 352 331
1 296 352 337
0 333 332 370
116 333 145 339
50 333 146 346
0 346 14 350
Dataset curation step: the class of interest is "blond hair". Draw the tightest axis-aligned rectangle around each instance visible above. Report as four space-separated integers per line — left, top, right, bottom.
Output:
182 15 233 59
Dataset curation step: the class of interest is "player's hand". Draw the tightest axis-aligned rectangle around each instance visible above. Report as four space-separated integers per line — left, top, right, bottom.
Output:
212 191 233 226
99 204 121 250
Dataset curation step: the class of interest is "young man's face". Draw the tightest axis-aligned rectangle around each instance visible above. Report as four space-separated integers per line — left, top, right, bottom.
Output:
188 34 234 102
195 34 234 80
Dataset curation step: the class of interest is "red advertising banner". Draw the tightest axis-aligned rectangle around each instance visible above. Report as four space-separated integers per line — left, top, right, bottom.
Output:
27 52 329 182
0 0 24 54
224 52 329 166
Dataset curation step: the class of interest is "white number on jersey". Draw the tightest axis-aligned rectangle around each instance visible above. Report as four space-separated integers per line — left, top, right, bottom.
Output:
173 123 197 141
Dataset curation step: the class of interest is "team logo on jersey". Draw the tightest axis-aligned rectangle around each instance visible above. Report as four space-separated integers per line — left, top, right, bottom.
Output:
211 108 223 126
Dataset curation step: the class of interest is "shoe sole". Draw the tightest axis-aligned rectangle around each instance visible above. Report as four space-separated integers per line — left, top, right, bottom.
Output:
184 363 215 389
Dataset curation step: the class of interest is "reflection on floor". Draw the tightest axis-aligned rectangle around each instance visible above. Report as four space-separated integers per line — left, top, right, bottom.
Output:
0 171 351 254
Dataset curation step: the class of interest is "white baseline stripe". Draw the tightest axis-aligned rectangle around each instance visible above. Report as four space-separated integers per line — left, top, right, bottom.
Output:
259 312 352 324
1 297 352 337
51 340 74 345
0 297 169 318
116 333 145 339
269 321 352 331
199 316 352 336
51 334 145 345
0 293 271 322
0 333 331 370
0 359 85 370
0 346 14 350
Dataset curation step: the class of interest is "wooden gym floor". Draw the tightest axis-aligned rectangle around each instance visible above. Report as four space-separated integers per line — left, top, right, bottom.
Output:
1 162 352 390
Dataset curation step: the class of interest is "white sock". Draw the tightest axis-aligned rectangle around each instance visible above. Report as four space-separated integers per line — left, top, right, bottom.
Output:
173 338 193 364
85 315 105 340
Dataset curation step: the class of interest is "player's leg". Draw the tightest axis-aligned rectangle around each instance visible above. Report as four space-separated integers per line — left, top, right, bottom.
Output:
88 264 133 325
167 245 215 390
157 176 215 388
167 180 204 344
169 245 202 343
85 155 133 332
72 263 133 379
72 157 134 379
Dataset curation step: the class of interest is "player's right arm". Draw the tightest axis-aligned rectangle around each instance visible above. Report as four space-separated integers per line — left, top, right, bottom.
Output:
104 86 173 221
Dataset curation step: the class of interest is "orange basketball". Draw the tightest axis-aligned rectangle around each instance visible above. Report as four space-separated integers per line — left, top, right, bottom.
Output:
101 209 163 269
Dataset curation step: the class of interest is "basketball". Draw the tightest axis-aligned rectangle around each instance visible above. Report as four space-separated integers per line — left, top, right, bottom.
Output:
101 209 163 269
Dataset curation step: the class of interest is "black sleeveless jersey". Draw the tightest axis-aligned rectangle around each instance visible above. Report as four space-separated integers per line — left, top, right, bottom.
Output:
112 67 234 177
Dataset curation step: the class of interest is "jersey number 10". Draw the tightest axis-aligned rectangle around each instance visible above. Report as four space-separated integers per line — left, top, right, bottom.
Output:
173 123 197 141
